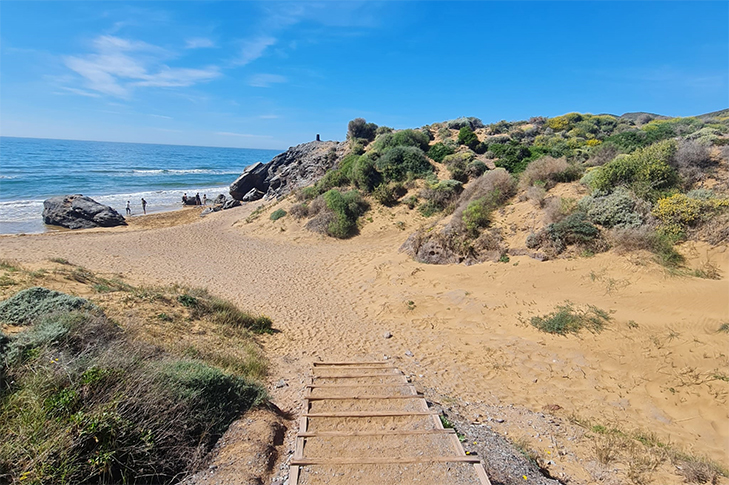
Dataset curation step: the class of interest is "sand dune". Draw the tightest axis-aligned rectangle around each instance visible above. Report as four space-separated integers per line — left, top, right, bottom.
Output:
1 200 727 481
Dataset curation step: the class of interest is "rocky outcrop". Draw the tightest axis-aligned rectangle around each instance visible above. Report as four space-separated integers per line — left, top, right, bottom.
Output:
229 140 347 201
43 195 127 229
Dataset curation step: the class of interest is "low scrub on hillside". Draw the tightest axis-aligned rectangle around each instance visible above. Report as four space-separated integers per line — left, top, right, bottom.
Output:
294 111 728 262
0 285 267 484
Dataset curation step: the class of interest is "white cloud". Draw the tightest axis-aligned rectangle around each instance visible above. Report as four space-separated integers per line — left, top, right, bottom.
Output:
56 86 102 98
185 37 215 49
63 35 221 97
249 73 286 88
234 36 277 66
259 114 279 119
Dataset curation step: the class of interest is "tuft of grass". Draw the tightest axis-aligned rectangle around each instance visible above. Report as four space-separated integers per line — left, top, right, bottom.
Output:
718 323 729 333
530 301 610 335
270 208 287 221
245 204 266 223
48 257 71 265
177 289 273 334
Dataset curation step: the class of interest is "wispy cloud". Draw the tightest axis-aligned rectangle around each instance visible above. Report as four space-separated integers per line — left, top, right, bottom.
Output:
55 86 102 98
148 113 172 119
234 36 276 66
249 73 286 88
259 114 279 119
63 35 221 97
215 131 273 139
185 37 215 49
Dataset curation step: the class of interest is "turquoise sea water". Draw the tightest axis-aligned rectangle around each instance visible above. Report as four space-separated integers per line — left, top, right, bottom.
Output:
0 137 281 234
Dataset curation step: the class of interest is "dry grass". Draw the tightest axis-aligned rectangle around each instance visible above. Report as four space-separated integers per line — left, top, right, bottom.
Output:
518 156 571 189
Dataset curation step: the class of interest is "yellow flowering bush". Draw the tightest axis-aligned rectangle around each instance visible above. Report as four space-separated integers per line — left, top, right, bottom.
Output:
652 193 729 236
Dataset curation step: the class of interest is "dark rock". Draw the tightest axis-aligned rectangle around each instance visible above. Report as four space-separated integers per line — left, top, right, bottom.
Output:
183 197 199 206
213 194 227 205
43 195 126 229
241 189 264 202
228 140 347 200
229 162 268 200
222 199 241 210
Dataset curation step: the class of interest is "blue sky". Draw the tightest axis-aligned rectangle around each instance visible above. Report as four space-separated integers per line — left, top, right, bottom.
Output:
1 1 727 150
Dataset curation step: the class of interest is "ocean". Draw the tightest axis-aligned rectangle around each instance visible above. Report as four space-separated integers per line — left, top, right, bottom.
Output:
0 137 282 234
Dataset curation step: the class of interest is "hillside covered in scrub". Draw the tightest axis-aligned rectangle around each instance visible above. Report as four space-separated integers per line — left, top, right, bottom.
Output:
276 110 729 268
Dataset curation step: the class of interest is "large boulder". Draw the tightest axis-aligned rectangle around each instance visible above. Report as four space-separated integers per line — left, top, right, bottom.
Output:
229 162 269 200
229 140 347 200
43 195 127 229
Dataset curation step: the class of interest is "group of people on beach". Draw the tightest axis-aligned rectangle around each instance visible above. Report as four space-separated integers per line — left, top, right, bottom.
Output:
125 198 147 216
182 192 206 206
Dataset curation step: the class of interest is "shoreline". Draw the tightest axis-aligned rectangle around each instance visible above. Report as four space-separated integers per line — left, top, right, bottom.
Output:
0 204 208 237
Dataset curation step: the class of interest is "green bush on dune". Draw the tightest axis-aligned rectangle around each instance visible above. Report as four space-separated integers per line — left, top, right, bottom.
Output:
375 146 433 182
323 189 369 238
0 286 91 326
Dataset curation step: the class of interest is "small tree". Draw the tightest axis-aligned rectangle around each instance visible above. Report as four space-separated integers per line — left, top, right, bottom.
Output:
347 118 378 142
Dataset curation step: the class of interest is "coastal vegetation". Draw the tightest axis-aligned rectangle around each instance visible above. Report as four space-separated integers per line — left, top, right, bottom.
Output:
0 262 270 484
288 110 728 272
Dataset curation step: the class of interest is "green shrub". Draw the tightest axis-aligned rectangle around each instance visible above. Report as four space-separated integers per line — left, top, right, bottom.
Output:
270 209 287 221
458 126 479 149
428 142 455 163
372 129 430 153
531 302 610 335
549 212 600 248
351 154 382 192
0 287 91 326
589 140 679 200
337 153 361 179
578 187 645 228
490 141 532 173
375 146 433 182
323 189 369 238
316 169 350 193
462 197 493 235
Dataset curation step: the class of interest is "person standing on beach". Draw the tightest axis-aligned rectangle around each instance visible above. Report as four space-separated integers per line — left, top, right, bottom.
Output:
141 198 147 215
202 194 207 206
195 193 201 205
126 201 131 216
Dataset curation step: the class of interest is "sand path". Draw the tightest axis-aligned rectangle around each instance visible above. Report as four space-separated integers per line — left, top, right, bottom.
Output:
1 205 727 472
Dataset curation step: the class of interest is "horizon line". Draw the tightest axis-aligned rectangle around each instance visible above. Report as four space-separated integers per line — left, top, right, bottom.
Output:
0 135 288 153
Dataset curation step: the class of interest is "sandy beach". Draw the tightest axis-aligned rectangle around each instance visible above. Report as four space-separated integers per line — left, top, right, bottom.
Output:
1 199 727 479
